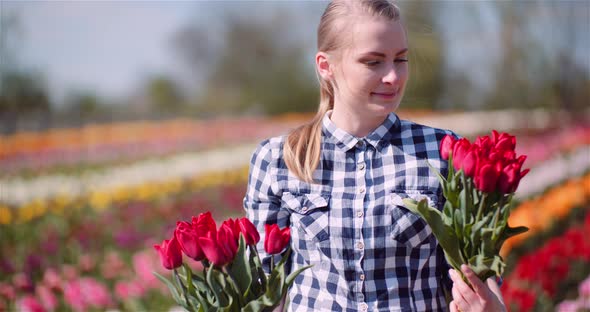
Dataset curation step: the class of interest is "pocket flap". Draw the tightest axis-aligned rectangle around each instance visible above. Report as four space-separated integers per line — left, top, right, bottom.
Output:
389 190 438 209
282 192 330 214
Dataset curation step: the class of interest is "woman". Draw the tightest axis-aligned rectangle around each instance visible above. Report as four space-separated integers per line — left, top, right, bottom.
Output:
244 1 506 311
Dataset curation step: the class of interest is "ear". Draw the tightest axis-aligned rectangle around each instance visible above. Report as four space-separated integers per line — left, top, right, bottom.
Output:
316 51 333 80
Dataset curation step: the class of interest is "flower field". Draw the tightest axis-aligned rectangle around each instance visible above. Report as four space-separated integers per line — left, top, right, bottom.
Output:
0 110 588 311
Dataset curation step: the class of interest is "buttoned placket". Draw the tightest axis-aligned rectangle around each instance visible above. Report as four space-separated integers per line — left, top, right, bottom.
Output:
354 139 367 307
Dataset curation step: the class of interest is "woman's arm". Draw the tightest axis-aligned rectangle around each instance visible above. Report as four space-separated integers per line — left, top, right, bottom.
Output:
448 264 506 312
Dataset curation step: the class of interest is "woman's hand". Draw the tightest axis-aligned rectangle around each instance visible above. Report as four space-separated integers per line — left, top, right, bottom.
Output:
448 264 506 312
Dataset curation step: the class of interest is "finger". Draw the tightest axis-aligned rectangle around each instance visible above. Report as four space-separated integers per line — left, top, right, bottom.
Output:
450 268 480 304
461 264 490 300
449 300 459 312
452 284 469 312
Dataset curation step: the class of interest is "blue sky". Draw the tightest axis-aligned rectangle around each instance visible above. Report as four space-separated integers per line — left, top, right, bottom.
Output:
4 1 199 104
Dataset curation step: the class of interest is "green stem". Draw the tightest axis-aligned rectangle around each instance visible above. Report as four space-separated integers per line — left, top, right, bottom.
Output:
222 266 244 308
174 268 193 310
476 193 487 222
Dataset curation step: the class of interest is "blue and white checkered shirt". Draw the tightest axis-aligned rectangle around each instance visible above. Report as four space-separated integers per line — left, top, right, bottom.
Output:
244 111 456 311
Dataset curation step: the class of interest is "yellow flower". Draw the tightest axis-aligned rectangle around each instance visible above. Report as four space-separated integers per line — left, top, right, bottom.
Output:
0 206 12 225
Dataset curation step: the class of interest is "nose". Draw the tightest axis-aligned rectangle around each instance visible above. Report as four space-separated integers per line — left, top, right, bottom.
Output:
382 65 398 85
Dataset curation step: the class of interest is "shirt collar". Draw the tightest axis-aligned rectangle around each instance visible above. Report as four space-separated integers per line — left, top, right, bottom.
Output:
322 110 401 151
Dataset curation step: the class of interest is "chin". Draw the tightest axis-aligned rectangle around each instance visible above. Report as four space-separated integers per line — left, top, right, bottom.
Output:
369 101 400 115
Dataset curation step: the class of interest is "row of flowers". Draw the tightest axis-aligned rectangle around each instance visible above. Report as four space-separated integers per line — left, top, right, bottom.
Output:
501 172 590 256
2 139 587 224
501 205 590 311
1 110 582 177
0 181 248 311
0 167 586 311
0 115 308 175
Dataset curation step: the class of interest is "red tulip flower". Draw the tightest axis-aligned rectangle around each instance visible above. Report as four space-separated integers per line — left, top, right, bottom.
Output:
192 212 217 239
264 224 290 255
238 218 260 245
199 223 238 267
175 221 205 261
154 237 183 270
440 135 456 160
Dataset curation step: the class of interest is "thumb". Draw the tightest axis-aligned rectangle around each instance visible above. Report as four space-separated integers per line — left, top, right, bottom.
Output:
461 264 489 299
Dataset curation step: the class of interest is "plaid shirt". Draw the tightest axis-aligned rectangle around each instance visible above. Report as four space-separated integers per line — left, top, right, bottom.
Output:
244 111 456 312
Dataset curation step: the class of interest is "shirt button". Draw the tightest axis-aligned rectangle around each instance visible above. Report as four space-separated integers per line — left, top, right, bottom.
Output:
301 206 308 212
356 210 363 217
359 187 365 194
356 141 365 148
359 303 368 311
358 163 365 170
359 274 365 281
356 241 364 250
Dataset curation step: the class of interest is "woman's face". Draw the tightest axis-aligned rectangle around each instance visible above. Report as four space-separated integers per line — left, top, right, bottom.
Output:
330 16 409 119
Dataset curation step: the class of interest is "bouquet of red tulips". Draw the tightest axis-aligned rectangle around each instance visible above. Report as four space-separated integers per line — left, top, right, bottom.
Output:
403 130 530 283
153 212 309 311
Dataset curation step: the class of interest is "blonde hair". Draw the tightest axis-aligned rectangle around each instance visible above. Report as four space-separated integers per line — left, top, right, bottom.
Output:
284 0 401 183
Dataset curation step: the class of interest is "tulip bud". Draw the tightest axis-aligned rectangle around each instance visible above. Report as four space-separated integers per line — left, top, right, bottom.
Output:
175 221 205 261
440 135 456 160
462 149 478 178
154 237 183 270
192 212 216 237
238 218 260 245
474 163 500 193
198 224 238 267
264 224 290 255
452 138 471 171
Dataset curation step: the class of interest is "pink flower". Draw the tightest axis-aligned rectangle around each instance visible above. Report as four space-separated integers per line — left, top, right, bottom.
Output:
264 224 291 255
42 268 63 291
36 285 58 311
115 280 145 301
0 282 16 301
579 275 590 297
16 295 46 312
133 250 161 289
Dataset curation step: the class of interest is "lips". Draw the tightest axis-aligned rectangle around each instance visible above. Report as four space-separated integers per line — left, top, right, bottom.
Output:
372 90 398 98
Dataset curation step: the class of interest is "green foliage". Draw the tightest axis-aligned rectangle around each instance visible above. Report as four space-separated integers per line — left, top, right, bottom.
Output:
403 159 528 283
157 236 312 312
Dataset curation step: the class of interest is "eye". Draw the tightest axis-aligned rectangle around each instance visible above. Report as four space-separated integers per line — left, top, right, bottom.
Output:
364 60 381 66
395 58 409 63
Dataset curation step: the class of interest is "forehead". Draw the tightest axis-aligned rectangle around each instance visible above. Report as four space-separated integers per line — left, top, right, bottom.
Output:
346 16 407 55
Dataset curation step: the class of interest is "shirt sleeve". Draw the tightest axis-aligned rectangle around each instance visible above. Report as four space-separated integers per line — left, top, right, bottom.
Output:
243 139 291 274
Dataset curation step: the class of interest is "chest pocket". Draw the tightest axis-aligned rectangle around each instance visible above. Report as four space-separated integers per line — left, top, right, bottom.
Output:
388 190 439 248
282 192 331 242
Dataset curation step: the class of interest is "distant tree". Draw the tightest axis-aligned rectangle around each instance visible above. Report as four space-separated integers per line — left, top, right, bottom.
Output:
173 10 318 117
145 76 184 115
397 1 444 110
0 71 51 133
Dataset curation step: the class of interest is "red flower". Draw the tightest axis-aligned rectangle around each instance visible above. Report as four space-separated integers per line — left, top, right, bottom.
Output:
238 218 260 245
497 162 529 194
198 223 238 267
191 212 217 239
222 218 241 242
264 224 290 255
452 138 471 171
440 135 456 160
175 221 205 261
461 148 478 178
154 237 183 270
474 161 500 193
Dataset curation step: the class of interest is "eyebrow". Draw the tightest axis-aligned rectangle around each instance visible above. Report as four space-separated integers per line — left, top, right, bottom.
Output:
360 48 409 57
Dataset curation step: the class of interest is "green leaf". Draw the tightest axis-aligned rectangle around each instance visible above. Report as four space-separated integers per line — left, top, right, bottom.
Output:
230 235 253 299
153 272 183 305
403 198 464 270
206 266 230 308
496 225 529 251
468 254 505 281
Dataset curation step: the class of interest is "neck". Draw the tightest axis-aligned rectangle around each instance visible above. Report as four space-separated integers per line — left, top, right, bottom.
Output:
330 105 388 138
